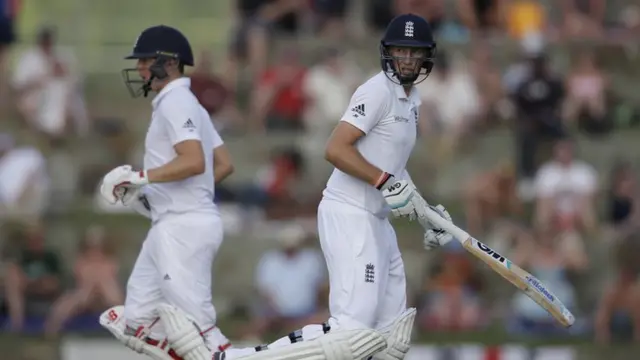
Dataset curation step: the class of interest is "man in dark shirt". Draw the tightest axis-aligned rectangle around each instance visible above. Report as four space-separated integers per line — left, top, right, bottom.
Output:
512 54 566 184
0 0 17 106
3 223 62 332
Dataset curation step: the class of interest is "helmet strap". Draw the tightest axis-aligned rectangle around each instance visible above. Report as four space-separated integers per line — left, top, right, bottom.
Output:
142 56 171 97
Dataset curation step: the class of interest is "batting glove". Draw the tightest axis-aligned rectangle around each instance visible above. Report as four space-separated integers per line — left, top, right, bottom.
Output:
378 173 419 219
422 204 454 250
100 165 149 205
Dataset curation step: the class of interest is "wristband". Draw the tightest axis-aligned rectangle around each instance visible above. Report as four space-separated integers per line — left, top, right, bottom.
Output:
138 170 150 185
375 172 394 190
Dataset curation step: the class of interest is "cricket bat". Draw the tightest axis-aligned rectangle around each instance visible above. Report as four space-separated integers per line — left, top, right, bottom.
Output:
417 206 575 328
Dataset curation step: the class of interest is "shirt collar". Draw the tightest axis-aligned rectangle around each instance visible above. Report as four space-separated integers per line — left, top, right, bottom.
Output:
152 77 191 109
384 71 421 104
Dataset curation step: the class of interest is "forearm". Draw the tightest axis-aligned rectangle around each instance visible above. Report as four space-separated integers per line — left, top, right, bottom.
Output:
326 144 384 187
534 200 553 230
214 163 234 184
251 90 275 128
147 155 204 183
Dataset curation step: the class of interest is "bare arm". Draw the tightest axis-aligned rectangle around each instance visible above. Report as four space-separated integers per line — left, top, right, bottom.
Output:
325 83 391 187
250 82 278 130
213 144 234 184
534 197 555 231
325 122 384 187
577 193 598 232
147 140 205 182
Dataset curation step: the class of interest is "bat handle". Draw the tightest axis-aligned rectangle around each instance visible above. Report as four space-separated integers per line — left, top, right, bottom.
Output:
417 206 471 244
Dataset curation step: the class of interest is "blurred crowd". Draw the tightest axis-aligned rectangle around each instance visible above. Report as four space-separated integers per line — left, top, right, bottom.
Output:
1 0 640 348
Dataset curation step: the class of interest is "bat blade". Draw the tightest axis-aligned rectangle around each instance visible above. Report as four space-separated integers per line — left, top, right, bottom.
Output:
417 206 575 328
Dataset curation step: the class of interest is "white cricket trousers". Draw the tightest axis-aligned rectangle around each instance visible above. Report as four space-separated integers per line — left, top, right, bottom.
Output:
317 199 407 332
123 211 230 350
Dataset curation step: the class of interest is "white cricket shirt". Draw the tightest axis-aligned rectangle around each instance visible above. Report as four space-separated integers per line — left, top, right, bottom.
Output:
323 71 421 218
143 77 223 221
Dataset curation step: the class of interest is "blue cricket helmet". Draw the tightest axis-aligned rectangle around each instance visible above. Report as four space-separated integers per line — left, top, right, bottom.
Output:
122 25 194 98
380 14 437 85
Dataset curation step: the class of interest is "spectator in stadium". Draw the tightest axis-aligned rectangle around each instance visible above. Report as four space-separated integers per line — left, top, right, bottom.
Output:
417 51 481 163
250 47 307 133
508 228 587 336
312 0 349 40
534 138 598 242
564 51 612 135
416 246 486 332
594 232 640 344
560 0 606 39
236 147 307 219
190 50 242 133
0 0 17 107
244 224 327 340
11 26 89 141
365 0 394 33
301 48 361 156
3 223 62 332
44 225 122 337
607 161 639 234
469 44 507 129
619 4 640 35
225 0 306 88
456 0 506 36
505 0 547 42
463 161 522 235
511 53 566 196
0 133 50 223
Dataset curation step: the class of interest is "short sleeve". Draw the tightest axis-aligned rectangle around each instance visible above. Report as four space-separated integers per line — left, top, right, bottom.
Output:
534 165 558 198
573 164 598 195
341 84 389 134
212 124 224 149
12 52 39 88
160 100 202 145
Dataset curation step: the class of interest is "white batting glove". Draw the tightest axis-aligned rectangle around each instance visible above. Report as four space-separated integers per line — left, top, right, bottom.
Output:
379 174 421 219
100 165 149 205
422 204 454 250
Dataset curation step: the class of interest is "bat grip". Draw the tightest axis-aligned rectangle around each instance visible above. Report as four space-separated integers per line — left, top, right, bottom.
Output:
417 206 472 244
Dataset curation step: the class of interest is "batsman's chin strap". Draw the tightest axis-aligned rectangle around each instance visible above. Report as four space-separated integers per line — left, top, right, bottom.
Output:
143 56 171 97
142 76 154 97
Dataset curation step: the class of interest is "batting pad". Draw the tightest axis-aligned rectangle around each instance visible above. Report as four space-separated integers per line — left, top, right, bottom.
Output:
239 328 387 360
157 304 210 360
99 305 175 360
373 308 416 360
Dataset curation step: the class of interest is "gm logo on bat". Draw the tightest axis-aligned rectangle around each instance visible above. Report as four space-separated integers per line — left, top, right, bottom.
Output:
475 240 512 269
526 275 555 302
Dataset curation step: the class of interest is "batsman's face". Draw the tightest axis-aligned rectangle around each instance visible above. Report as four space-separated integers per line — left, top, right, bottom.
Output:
136 58 154 82
389 46 426 77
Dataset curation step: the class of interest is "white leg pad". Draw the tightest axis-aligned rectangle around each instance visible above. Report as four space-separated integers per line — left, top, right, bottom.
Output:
372 308 416 360
99 305 174 360
236 328 386 360
157 303 211 360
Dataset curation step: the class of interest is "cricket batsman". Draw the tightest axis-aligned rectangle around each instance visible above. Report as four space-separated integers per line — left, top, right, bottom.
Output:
153 13 456 360
96 25 235 360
